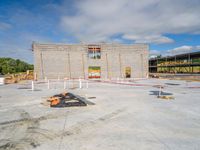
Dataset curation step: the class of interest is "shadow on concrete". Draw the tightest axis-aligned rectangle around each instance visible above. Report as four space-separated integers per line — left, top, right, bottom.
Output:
27 89 42 91
74 94 95 105
165 83 180 86
149 91 173 96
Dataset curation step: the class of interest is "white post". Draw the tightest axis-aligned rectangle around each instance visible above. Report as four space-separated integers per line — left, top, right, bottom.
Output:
79 78 82 89
64 81 66 89
47 80 50 89
158 86 162 97
86 80 88 88
0 77 5 85
31 81 34 91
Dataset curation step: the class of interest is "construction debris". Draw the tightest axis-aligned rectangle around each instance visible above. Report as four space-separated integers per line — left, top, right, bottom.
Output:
47 92 87 107
4 70 34 84
150 85 174 100
157 95 175 100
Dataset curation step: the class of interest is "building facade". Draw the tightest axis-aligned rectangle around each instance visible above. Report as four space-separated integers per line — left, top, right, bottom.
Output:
33 43 149 79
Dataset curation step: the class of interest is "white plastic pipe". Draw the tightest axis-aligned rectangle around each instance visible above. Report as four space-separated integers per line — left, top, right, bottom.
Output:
86 80 88 88
31 81 34 91
0 77 5 85
64 81 66 89
47 80 50 89
79 78 82 89
158 86 162 97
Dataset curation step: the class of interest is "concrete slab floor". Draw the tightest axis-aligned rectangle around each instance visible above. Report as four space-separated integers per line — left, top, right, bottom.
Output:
0 79 200 150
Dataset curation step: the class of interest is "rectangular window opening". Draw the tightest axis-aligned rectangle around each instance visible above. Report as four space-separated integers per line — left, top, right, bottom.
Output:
88 66 101 79
88 45 101 59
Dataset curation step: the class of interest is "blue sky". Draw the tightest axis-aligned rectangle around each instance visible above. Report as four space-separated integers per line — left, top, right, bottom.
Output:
0 0 200 63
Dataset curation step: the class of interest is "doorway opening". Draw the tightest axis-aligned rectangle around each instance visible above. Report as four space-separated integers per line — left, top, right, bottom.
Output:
125 67 131 78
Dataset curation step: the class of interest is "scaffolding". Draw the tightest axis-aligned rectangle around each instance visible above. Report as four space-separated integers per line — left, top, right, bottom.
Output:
149 51 200 74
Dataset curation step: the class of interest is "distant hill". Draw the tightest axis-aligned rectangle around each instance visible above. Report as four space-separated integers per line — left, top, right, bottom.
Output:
0 57 33 75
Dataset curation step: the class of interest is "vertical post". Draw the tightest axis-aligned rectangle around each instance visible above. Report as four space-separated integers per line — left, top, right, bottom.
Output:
68 53 71 79
156 58 158 73
31 81 34 91
40 52 44 79
188 53 191 73
149 59 151 73
67 80 69 89
72 79 74 88
158 86 162 97
47 80 50 89
82 53 85 79
68 80 70 89
86 80 88 88
64 80 66 89
79 78 82 89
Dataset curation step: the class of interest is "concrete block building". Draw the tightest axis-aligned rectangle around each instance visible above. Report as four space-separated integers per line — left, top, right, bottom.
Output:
33 43 149 79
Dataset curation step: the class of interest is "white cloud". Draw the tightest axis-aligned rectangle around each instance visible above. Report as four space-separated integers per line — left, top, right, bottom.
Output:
0 22 12 30
60 0 200 43
123 34 174 44
167 45 200 55
150 45 200 57
150 50 162 56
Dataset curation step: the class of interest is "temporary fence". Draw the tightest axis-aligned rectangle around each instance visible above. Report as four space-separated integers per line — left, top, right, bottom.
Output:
29 78 90 91
17 77 200 91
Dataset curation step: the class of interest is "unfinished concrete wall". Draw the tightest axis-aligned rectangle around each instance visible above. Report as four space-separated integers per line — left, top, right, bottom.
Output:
33 43 149 79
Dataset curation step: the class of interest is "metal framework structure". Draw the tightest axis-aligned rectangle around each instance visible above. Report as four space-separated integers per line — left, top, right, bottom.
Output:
149 51 200 74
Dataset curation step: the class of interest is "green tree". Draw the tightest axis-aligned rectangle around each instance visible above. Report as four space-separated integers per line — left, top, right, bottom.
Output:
0 57 33 75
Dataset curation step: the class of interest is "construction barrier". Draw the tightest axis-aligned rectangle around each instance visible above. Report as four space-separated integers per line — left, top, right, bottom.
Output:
0 77 5 85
